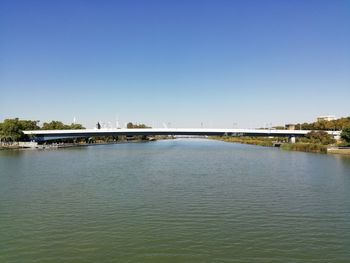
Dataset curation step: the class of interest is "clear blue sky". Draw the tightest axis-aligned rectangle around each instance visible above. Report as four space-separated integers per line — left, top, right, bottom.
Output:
1 0 349 128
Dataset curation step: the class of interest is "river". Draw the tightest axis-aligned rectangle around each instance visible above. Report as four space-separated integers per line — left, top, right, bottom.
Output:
1 139 350 262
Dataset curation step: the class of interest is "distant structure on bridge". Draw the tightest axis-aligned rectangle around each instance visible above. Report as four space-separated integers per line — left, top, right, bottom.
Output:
285 124 296 130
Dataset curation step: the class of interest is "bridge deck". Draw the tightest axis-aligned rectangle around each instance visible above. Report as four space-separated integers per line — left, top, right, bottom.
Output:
23 128 340 141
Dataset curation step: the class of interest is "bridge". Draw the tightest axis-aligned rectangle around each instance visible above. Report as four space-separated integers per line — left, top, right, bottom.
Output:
23 128 341 143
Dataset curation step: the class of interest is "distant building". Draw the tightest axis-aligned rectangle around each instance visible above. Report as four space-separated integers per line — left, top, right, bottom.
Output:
285 124 296 130
317 115 336 122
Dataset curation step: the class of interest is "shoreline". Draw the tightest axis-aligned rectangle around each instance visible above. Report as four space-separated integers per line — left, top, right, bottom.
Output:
211 136 350 155
0 136 175 151
0 140 155 150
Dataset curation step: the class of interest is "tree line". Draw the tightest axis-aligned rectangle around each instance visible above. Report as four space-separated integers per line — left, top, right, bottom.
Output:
295 117 350 145
296 117 350 131
0 119 151 142
0 118 84 142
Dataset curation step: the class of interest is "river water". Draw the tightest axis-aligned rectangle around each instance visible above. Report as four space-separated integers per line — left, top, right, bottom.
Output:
1 139 350 262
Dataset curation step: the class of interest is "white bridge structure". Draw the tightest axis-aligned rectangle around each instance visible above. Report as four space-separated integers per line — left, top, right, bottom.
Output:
23 128 341 143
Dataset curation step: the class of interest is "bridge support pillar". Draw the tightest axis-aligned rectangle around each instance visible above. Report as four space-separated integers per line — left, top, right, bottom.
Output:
289 136 296 144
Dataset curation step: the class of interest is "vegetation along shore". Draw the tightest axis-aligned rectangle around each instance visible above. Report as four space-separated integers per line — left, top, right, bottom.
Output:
212 117 350 155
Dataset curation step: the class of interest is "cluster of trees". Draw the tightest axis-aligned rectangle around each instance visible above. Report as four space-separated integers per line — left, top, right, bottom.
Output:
296 117 350 131
126 122 150 129
42 121 84 130
299 131 336 145
296 129 350 145
0 118 85 142
341 127 350 145
0 119 40 141
295 117 350 145
273 117 350 145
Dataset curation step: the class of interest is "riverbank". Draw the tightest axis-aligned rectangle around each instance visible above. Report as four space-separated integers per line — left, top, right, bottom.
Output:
0 142 20 150
0 135 174 150
327 146 350 155
1 141 152 150
211 136 280 147
211 136 350 155
281 143 328 154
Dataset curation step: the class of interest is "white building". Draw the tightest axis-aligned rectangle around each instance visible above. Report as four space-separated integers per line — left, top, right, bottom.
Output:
317 115 336 122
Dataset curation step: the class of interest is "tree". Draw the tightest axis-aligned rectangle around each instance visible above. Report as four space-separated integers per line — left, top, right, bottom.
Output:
0 118 23 141
20 120 40 131
0 119 84 142
42 121 69 130
0 122 3 141
135 124 149 128
0 119 41 141
126 122 150 129
341 127 350 144
42 121 85 130
305 131 335 145
69 123 85 129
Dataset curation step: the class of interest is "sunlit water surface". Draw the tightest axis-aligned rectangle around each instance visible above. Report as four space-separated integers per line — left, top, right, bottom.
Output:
1 139 350 262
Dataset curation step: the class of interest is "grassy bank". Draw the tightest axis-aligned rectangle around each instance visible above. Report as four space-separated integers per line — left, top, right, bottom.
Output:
211 136 330 154
211 136 277 147
281 143 328 154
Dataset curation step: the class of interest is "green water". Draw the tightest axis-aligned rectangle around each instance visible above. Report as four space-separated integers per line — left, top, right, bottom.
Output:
1 139 350 262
